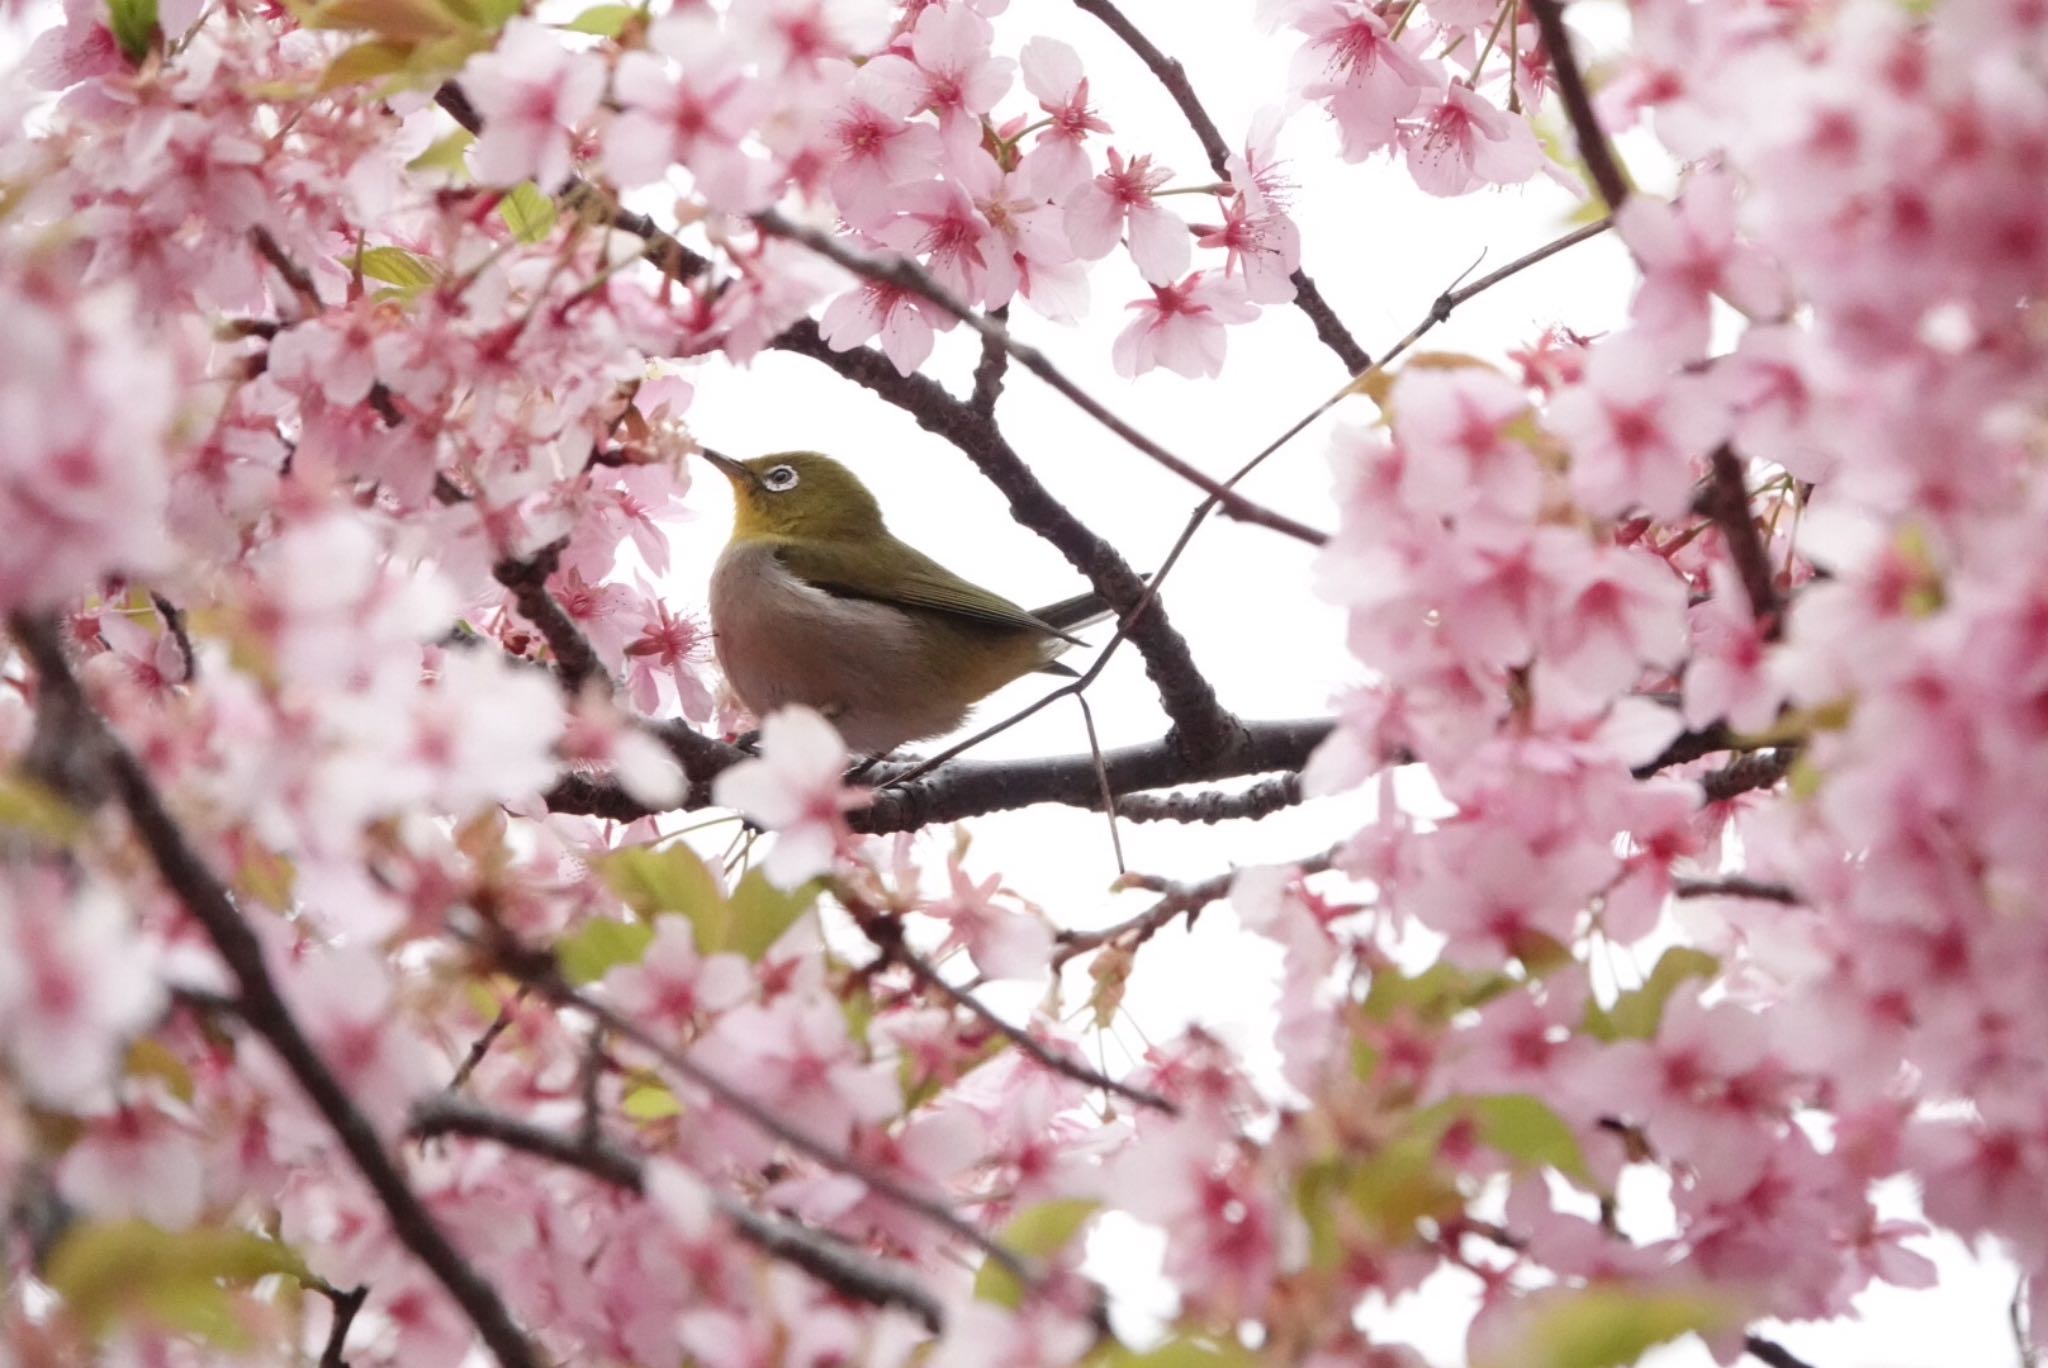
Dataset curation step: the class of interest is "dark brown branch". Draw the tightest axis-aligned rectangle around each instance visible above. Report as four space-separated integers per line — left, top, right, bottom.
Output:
249 225 322 311
409 1097 945 1331
316 1282 369 1368
1527 0 1632 211
1632 723 1736 778
970 303 1010 415
446 990 526 1092
12 616 539 1368
1070 0 1370 371
770 320 1246 769
757 211 1329 547
1699 444 1782 634
840 893 1176 1112
1673 876 1799 904
1744 1334 1817 1368
150 592 197 684
491 540 610 695
1116 772 1302 823
483 946 1037 1293
1701 748 1797 803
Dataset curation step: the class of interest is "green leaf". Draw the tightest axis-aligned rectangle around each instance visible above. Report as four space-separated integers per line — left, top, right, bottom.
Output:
557 917 655 986
601 845 723 927
1085 1336 1259 1368
498 181 557 241
318 37 412 89
0 772 84 846
104 0 158 62
1477 1286 1728 1368
622 1078 681 1120
408 129 476 176
1421 1094 1592 1184
292 0 470 40
356 245 440 297
561 2 634 33
974 1200 1098 1308
727 869 815 961
47 1222 307 1341
1348 1129 1461 1239
1586 947 1719 1042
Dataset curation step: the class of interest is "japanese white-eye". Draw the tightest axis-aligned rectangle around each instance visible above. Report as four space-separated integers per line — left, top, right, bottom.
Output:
702 450 1107 754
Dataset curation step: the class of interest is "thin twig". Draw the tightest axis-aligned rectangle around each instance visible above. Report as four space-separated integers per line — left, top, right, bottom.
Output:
839 892 1174 1112
446 989 527 1092
1075 694 1125 873
409 1097 945 1331
249 225 322 311
316 1283 369 1368
1052 849 1336 969
1743 1334 1818 1368
486 945 1038 1293
1071 0 1372 371
757 210 1330 547
12 616 540 1368
1672 876 1799 904
150 592 197 684
1526 0 1631 210
971 303 1011 416
1700 748 1797 803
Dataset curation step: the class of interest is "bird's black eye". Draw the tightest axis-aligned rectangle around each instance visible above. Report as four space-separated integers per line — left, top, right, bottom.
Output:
762 464 800 492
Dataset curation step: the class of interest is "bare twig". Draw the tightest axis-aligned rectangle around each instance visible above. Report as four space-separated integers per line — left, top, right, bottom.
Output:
12 616 539 1368
1070 0 1371 372
757 210 1330 548
1673 876 1799 904
1075 694 1125 873
1052 849 1336 968
484 946 1038 1293
1699 444 1782 634
1115 772 1303 823
150 592 197 684
409 1097 945 1331
249 225 322 311
1743 1334 1817 1368
316 1282 369 1368
1526 0 1632 210
446 990 527 1093
839 892 1174 1112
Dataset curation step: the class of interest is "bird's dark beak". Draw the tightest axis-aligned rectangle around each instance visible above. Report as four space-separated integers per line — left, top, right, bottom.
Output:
699 447 761 490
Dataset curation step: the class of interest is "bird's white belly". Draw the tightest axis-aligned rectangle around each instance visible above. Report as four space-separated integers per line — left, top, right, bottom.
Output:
709 542 974 753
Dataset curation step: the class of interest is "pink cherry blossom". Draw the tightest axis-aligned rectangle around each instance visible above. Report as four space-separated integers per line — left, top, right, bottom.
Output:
1618 165 1793 358
1550 336 1731 521
623 598 717 721
819 276 955 375
1112 270 1260 378
1288 2 1434 160
602 916 753 1031
605 16 772 210
462 20 606 188
1064 148 1190 284
1401 82 1545 196
863 1 1013 161
1017 36 1111 195
711 707 871 887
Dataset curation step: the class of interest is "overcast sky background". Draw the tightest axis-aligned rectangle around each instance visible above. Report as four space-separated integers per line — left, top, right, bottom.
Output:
1 0 2024 1363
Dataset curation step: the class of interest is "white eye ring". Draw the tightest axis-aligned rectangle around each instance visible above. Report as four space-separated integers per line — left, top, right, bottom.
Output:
762 464 800 492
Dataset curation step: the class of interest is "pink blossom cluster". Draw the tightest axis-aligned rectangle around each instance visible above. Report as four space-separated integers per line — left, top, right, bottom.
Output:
4 0 2048 1364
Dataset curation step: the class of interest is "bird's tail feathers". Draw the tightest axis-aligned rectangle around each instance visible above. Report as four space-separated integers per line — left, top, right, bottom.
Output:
1028 573 1154 637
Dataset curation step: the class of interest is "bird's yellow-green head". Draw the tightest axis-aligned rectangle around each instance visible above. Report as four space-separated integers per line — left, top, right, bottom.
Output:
701 450 887 544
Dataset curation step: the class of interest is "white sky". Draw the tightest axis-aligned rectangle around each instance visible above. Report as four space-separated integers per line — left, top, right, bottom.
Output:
2 0 2025 1363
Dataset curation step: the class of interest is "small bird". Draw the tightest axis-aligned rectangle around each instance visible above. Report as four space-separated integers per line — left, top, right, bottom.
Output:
702 449 1107 755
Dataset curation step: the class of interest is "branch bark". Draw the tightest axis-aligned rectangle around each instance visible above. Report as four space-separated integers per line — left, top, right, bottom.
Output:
492 539 610 696
409 1097 946 1331
1699 443 1783 634
12 616 540 1368
1070 0 1371 372
1526 0 1632 211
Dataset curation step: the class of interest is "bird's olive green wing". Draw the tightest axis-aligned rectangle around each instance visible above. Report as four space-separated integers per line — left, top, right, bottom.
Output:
774 538 1084 644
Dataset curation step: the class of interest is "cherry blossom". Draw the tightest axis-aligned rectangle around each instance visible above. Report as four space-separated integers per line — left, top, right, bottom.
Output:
462 20 606 188
1016 36 1110 195
710 707 870 887
1063 147 1190 284
1112 271 1260 378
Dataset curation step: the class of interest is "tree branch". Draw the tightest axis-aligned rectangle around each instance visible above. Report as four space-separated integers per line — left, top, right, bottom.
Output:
316 1282 369 1368
1115 772 1303 823
1700 747 1797 803
839 892 1177 1112
11 616 539 1368
756 210 1329 547
1699 444 1782 634
492 540 610 696
1526 0 1632 211
480 944 1038 1293
1673 876 1799 904
970 303 1011 416
1070 0 1371 372
1053 848 1337 968
409 1097 945 1332
1744 1334 1818 1368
